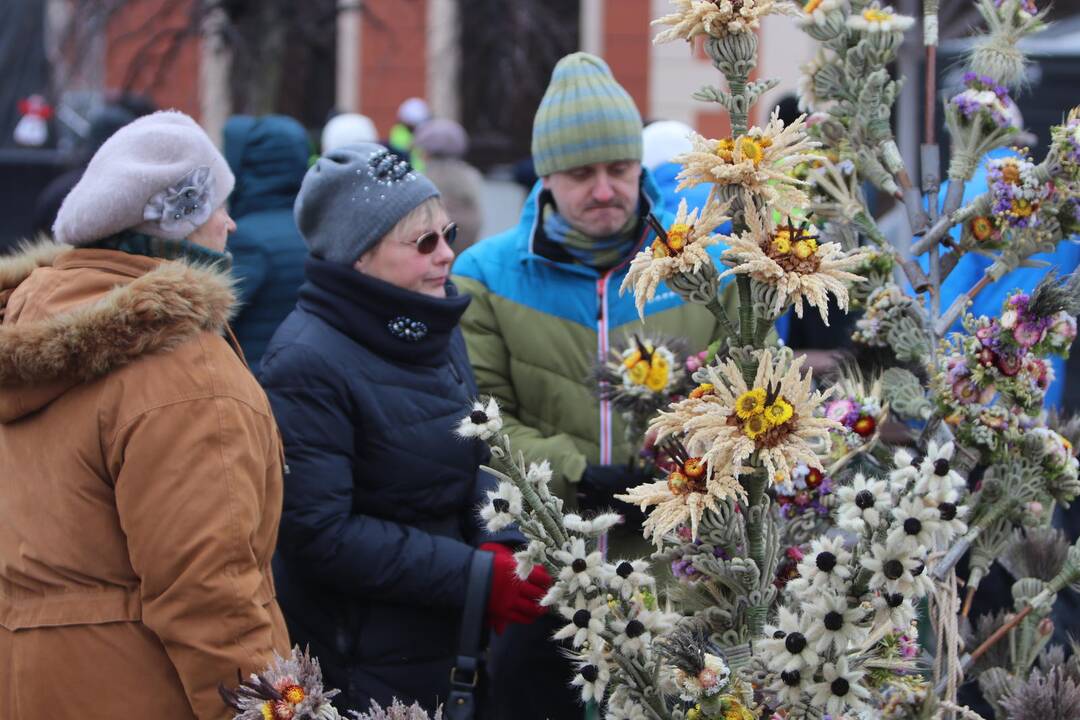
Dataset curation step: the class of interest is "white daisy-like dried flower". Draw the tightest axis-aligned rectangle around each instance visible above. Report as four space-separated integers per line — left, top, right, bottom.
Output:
570 649 611 704
513 540 546 581
611 610 661 656
674 111 819 216
886 495 940 551
553 594 609 649
479 481 522 533
539 580 567 609
603 559 655 599
771 663 811 706
760 605 821 674
620 197 729 319
605 688 649 720
525 459 553 486
652 0 795 44
861 542 920 596
563 512 622 537
845 3 916 32
889 447 922 493
550 537 604 599
718 207 869 325
873 591 917 630
786 535 853 595
926 493 969 546
804 592 868 655
908 556 935 598
836 472 892 534
456 397 503 439
649 348 838 486
913 440 967 496
807 656 872 716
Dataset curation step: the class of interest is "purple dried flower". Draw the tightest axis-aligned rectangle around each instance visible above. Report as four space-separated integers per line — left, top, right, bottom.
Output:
995 0 1040 15
1015 320 1047 348
825 399 860 425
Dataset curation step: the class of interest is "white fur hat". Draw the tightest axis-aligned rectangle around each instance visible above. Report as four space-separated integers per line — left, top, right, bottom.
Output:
321 113 379 153
53 110 234 246
397 97 431 127
642 120 695 171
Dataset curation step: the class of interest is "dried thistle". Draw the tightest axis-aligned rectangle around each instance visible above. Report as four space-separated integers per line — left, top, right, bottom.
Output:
349 700 442 720
999 665 1080 720
999 527 1071 582
962 609 1013 674
968 0 1048 90
1027 271 1080 320
654 621 711 678
220 646 341 720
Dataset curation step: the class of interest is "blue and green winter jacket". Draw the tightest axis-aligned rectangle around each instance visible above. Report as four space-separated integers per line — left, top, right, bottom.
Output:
452 171 737 515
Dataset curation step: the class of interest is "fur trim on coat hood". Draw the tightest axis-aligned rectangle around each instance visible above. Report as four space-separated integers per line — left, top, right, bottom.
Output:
0 240 237 420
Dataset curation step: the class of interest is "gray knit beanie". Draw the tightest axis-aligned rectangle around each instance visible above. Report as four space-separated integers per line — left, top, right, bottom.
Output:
294 143 439 265
53 110 234 245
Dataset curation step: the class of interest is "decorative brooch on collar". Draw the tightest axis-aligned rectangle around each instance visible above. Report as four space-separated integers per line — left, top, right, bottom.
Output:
387 316 428 342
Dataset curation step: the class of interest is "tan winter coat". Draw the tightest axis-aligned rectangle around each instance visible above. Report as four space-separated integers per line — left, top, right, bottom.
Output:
0 243 290 719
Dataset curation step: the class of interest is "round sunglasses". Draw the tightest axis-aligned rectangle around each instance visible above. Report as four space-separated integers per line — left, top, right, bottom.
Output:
407 222 458 254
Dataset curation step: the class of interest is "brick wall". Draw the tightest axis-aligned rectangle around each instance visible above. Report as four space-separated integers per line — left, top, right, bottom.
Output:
603 0 651 120
359 0 428 138
105 0 200 118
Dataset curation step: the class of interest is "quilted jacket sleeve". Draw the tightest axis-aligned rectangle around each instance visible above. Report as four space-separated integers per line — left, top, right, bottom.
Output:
260 343 477 609
454 273 588 501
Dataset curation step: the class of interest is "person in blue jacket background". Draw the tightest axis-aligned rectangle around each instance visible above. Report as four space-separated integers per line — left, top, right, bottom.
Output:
929 145 1080 409
223 114 312 373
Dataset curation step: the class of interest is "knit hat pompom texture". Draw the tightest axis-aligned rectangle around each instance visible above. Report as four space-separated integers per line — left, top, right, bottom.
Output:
294 143 440 265
531 52 643 177
53 110 235 246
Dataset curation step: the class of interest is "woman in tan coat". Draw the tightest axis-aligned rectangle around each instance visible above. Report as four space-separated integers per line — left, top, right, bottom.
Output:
0 111 289 719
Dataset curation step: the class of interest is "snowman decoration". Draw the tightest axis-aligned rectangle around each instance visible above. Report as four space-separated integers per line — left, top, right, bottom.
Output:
14 95 53 147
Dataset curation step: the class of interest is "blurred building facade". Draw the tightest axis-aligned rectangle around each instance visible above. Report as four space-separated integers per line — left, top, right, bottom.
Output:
26 0 816 150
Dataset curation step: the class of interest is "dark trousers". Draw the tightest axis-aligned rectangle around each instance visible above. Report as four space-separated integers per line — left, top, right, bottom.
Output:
487 615 584 720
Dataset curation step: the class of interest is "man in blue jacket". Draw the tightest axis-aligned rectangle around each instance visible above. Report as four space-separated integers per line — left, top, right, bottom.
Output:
223 114 311 373
453 51 735 720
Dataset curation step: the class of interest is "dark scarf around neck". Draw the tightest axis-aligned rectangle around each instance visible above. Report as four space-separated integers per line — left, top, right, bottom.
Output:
299 257 470 365
84 230 233 270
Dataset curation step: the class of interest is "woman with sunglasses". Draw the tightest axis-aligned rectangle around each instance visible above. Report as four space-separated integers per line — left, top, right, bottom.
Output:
260 143 550 716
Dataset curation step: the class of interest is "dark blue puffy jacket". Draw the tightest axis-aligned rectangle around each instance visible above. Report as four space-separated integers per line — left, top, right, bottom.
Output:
224 115 311 373
260 258 508 714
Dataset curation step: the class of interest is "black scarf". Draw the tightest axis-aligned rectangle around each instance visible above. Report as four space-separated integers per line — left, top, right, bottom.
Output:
298 257 470 366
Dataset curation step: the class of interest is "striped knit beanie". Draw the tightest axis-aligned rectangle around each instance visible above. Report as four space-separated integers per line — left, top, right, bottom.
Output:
531 52 643 177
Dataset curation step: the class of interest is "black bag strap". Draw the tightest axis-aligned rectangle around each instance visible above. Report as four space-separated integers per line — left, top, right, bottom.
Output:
446 549 493 720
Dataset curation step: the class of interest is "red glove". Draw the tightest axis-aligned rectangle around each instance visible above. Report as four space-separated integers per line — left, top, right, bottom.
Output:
481 542 551 634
